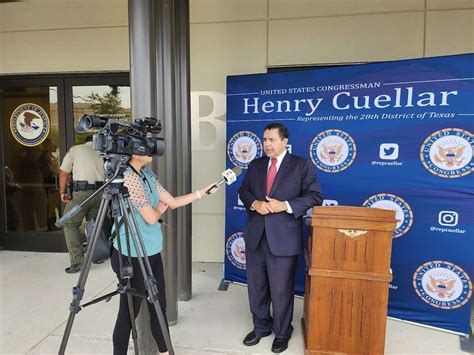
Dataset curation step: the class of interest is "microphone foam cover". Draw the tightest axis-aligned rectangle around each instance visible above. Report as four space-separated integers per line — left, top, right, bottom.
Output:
232 166 243 177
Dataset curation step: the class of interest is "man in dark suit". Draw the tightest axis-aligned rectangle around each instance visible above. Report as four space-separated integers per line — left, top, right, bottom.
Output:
238 123 323 353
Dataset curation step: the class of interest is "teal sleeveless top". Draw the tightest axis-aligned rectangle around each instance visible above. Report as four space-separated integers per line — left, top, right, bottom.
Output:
112 166 163 257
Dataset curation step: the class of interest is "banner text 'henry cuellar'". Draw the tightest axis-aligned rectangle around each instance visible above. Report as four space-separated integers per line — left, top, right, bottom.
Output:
242 86 458 116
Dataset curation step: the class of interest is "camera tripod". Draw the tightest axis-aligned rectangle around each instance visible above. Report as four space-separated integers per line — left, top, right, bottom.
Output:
56 154 174 355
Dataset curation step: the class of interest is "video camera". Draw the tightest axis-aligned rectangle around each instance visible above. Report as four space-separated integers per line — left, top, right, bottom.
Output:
75 114 165 156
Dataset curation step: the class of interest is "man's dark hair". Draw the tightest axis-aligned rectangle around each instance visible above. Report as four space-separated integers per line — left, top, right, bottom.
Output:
85 135 94 143
264 123 289 140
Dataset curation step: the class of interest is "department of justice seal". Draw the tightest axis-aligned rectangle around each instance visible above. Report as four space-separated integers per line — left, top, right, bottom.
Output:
227 130 263 169
226 232 246 269
310 129 356 173
413 261 472 309
363 193 413 238
420 128 473 178
10 103 50 147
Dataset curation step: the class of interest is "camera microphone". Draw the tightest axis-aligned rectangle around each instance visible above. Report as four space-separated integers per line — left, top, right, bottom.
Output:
206 166 243 194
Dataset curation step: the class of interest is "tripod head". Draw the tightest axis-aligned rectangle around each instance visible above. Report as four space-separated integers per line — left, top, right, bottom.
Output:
103 153 132 182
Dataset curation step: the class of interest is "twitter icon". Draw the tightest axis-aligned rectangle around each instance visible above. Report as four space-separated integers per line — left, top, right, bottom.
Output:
379 143 399 160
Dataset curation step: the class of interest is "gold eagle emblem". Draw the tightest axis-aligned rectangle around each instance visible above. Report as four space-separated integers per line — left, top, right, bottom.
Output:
233 244 246 262
321 144 343 163
337 229 368 238
426 276 456 299
434 145 465 167
235 144 253 161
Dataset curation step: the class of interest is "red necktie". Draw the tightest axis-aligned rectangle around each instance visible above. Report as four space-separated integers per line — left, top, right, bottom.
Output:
266 158 277 196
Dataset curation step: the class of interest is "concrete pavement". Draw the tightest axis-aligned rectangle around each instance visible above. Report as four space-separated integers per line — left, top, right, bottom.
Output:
0 251 471 354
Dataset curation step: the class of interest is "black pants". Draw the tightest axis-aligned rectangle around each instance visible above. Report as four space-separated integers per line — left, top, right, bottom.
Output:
111 249 169 354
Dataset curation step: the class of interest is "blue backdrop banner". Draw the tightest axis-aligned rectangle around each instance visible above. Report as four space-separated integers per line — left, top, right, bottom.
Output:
224 54 473 335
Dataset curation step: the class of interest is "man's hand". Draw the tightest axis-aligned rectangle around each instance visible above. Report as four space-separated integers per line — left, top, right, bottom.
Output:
252 200 273 215
265 196 287 213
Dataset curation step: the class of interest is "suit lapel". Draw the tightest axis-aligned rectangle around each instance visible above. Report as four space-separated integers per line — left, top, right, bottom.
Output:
269 153 292 196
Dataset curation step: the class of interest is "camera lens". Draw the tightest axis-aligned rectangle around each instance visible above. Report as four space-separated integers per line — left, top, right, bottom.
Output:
85 115 94 128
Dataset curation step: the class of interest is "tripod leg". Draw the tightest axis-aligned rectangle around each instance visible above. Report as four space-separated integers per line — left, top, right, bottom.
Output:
119 196 175 355
59 197 111 355
113 212 139 355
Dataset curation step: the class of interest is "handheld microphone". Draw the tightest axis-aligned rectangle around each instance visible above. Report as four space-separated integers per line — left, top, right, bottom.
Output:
206 166 243 194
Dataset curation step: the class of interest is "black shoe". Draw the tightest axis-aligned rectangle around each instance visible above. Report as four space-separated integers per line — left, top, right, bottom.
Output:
243 330 272 346
65 263 82 274
271 337 289 353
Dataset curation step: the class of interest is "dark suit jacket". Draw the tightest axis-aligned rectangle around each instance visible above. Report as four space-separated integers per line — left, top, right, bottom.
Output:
238 153 323 256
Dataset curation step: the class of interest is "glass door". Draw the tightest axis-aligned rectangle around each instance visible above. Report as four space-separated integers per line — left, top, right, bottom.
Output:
0 73 130 251
0 81 66 251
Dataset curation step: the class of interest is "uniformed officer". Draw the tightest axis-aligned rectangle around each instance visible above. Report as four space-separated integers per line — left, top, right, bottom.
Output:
59 135 104 273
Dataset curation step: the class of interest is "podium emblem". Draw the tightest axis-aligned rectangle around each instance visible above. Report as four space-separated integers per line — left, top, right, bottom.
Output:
337 229 368 238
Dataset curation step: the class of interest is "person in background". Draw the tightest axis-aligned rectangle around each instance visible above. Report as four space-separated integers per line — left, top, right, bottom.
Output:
238 123 323 353
59 135 104 274
111 154 219 355
39 138 60 231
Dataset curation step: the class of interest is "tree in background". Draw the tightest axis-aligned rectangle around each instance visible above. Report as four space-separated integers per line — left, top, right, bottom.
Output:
89 87 124 116
75 87 125 144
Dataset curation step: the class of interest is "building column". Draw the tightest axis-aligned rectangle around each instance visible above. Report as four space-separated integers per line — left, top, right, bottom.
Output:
129 0 192 352
128 1 159 353
174 0 192 302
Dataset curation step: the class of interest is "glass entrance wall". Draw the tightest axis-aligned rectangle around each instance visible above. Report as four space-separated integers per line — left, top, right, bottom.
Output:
0 73 130 252
1 87 60 232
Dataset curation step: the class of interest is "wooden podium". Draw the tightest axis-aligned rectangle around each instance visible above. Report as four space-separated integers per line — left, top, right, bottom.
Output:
302 206 396 355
